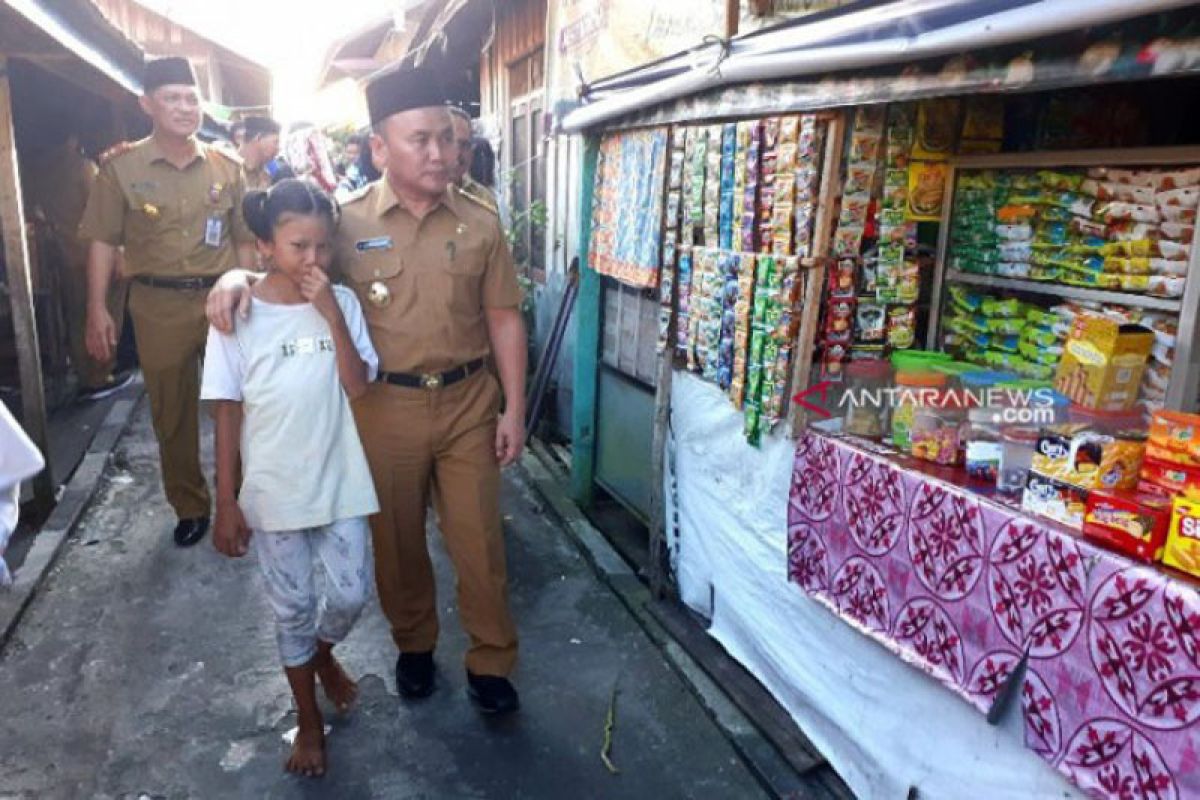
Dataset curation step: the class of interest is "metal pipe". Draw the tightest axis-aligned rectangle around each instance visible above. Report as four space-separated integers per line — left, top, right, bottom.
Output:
560 0 1195 133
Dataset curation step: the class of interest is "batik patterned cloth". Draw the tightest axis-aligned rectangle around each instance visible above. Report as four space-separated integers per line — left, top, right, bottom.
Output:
590 128 668 289
788 431 1200 800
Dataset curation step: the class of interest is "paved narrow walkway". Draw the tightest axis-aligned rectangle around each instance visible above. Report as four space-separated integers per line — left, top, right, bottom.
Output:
0 399 768 799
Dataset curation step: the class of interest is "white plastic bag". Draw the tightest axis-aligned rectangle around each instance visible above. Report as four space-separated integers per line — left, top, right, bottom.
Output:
0 402 45 586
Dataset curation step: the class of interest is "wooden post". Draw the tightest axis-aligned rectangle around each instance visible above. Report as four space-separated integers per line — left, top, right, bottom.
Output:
0 56 54 508
570 135 601 506
788 110 846 435
725 0 740 38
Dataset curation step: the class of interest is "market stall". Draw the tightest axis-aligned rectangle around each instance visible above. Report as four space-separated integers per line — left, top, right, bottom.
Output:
565 5 1200 798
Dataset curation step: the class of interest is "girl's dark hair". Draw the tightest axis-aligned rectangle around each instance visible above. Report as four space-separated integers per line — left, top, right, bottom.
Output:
241 178 338 242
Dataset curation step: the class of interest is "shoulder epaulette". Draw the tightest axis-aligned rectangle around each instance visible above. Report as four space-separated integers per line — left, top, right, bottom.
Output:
208 144 244 166
341 183 374 204
99 141 135 165
454 183 499 215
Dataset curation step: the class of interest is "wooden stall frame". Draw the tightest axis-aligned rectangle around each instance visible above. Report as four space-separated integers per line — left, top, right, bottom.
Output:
0 55 52 509
925 146 1200 412
647 123 682 598
788 110 846 434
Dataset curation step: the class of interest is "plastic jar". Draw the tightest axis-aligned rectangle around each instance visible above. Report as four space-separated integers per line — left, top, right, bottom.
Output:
891 350 954 374
911 396 966 465
891 371 948 450
998 426 1040 494
963 407 1003 483
842 359 893 437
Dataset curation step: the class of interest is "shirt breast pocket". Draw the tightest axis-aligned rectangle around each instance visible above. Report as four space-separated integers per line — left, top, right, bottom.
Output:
443 238 488 313
127 192 170 237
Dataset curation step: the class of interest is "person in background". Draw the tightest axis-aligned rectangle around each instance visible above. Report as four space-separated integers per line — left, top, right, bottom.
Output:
447 106 497 212
238 116 282 190
207 66 528 716
469 136 497 193
341 137 361 176
203 179 377 777
335 133 373 199
229 120 246 149
79 56 257 548
25 121 132 400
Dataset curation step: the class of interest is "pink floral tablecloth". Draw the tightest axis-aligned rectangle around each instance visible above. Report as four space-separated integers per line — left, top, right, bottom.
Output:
788 431 1200 800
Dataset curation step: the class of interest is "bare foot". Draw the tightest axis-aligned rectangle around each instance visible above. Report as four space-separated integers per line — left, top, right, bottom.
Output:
286 722 325 778
315 652 358 714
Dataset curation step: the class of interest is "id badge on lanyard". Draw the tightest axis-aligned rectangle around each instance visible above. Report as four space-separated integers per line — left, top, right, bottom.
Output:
204 215 223 248
205 177 225 248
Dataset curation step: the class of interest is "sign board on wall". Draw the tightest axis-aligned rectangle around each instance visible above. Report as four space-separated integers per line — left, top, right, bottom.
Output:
547 0 727 101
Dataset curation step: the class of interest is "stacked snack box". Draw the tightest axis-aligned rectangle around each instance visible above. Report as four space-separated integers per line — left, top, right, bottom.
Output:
1072 409 1200 573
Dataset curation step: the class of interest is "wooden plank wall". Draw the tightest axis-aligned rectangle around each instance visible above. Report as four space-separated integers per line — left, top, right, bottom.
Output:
480 0 547 118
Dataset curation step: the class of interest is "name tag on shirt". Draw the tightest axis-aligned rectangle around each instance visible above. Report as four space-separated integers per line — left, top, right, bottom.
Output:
281 335 334 357
204 216 223 248
356 236 393 252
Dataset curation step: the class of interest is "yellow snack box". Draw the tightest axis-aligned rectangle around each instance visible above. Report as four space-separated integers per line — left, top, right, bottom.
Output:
1164 496 1200 577
1055 315 1154 410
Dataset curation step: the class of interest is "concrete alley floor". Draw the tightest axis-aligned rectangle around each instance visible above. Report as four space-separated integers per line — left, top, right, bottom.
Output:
0 398 769 799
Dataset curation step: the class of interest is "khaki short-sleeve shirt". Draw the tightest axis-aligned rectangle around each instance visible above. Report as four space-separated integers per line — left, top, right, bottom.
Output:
78 136 254 277
335 179 522 374
245 165 271 191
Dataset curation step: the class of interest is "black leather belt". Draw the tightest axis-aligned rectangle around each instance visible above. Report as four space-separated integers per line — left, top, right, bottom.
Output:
377 358 485 390
134 275 220 290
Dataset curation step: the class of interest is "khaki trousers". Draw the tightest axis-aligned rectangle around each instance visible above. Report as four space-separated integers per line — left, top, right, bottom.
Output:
353 369 518 676
127 281 211 519
61 239 127 389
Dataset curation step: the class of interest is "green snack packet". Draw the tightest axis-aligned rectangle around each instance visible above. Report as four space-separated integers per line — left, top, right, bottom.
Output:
980 297 1021 318
985 317 1024 336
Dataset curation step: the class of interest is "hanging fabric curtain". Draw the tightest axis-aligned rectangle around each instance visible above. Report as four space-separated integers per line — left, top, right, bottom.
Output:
589 127 669 289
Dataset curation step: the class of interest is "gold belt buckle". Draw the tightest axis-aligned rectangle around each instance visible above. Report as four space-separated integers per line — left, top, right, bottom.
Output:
421 372 442 390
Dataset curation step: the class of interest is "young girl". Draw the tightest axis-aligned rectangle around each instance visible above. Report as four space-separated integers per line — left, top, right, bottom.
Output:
200 179 379 778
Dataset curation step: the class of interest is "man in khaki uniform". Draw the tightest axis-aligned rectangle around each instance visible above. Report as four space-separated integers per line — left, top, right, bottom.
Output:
25 127 130 398
448 106 498 213
237 116 281 190
80 57 256 547
208 67 527 714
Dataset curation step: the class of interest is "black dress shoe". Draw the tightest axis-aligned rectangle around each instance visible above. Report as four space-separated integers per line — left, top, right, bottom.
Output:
396 651 435 698
173 517 209 547
467 672 520 715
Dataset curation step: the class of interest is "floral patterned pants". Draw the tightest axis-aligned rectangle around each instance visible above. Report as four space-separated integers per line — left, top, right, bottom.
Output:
253 516 370 667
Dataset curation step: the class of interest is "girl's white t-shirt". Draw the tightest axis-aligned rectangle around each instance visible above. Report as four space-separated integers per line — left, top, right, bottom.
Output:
200 285 380 532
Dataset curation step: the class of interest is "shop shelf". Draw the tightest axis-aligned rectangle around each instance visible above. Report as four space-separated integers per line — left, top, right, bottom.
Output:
944 270 1184 312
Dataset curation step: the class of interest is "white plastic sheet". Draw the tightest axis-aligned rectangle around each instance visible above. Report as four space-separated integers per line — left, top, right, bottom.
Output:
668 371 1081 799
0 402 45 586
